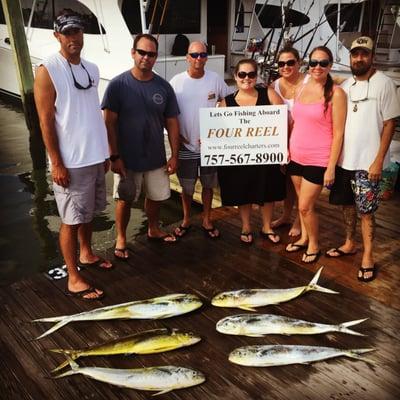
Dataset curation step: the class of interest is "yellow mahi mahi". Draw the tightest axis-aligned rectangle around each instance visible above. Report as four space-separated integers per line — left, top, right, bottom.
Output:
211 267 337 311
54 359 205 396
33 293 202 339
50 328 201 372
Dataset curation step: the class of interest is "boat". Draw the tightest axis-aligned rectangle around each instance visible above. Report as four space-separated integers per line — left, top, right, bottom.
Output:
0 0 399 100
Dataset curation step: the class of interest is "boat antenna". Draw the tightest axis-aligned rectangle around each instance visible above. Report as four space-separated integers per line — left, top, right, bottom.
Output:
156 0 169 41
293 0 315 41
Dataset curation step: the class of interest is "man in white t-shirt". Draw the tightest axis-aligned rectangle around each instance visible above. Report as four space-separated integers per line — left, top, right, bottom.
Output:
327 36 400 282
169 41 232 239
34 10 112 301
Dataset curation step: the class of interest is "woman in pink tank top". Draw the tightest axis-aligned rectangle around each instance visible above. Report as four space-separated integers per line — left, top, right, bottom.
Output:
285 46 347 263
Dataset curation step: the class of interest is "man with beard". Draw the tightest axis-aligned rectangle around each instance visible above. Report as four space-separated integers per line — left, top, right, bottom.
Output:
102 34 180 257
326 36 400 282
34 10 112 300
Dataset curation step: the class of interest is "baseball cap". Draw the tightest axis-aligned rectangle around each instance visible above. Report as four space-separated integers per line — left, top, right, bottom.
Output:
54 14 84 34
350 36 374 53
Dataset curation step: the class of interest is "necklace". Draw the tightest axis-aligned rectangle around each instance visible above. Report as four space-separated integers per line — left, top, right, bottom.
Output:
283 75 303 97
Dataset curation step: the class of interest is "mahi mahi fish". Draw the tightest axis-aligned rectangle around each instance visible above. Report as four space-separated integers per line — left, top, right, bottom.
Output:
229 345 375 367
50 328 201 373
216 314 368 337
211 267 337 311
33 293 202 339
54 359 205 396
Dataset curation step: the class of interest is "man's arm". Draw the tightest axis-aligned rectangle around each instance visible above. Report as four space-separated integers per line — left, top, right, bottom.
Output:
34 65 69 187
103 108 126 176
165 116 180 175
368 118 396 181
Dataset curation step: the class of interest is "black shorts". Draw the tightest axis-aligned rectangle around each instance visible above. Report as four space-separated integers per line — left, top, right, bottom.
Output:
286 161 326 185
329 166 355 206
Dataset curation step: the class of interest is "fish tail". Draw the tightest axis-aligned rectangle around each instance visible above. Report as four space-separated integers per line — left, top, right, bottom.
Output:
50 350 78 373
52 356 80 378
338 318 368 336
35 318 71 340
32 316 66 323
307 267 339 294
346 348 376 364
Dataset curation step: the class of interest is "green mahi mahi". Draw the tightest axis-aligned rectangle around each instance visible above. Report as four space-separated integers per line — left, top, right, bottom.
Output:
211 267 337 311
50 328 201 372
33 293 202 339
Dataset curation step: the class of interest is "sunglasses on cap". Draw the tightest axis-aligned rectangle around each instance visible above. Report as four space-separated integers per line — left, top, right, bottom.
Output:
189 52 208 59
277 59 296 68
237 71 257 79
135 48 157 58
309 59 330 68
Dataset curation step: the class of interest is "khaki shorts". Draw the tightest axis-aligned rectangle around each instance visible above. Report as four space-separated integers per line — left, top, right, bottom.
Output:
53 163 106 225
113 166 170 202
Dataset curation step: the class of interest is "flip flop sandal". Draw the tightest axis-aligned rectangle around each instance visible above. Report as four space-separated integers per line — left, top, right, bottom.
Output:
285 243 307 253
147 233 177 243
302 251 321 264
66 286 105 301
259 231 280 244
326 247 357 258
114 248 129 260
357 265 376 282
174 225 191 238
240 232 253 245
202 226 220 239
78 257 114 270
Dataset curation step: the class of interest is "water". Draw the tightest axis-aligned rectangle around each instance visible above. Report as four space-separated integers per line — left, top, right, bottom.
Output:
0 96 188 287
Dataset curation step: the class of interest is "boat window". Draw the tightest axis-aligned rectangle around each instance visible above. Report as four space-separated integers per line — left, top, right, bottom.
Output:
122 0 201 34
325 4 362 33
255 4 309 28
12 0 106 33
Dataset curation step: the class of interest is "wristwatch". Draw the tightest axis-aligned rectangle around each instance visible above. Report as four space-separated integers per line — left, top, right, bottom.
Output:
109 154 120 162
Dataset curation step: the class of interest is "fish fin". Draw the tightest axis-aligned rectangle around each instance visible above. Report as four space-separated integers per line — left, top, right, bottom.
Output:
246 334 265 337
51 352 78 373
51 360 71 373
238 305 257 312
338 318 368 336
153 389 172 396
32 316 66 323
52 357 80 379
346 348 376 365
35 319 71 340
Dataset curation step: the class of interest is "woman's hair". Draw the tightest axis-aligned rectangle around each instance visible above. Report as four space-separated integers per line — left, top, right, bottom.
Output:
234 58 258 75
277 46 300 61
309 46 334 113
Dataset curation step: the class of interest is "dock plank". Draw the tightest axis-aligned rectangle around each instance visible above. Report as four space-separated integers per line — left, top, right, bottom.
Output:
0 192 399 399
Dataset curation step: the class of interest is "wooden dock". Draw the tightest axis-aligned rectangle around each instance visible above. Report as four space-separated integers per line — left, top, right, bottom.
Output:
0 191 399 400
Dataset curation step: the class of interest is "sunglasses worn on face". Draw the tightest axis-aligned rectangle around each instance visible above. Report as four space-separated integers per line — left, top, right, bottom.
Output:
136 48 157 58
237 71 257 79
189 52 208 59
309 59 330 68
277 59 296 68
68 61 93 90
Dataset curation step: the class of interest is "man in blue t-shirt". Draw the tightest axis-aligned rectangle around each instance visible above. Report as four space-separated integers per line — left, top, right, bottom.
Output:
102 34 180 259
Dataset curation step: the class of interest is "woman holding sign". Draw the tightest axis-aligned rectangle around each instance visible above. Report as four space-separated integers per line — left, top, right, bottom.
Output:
218 59 286 245
286 46 346 263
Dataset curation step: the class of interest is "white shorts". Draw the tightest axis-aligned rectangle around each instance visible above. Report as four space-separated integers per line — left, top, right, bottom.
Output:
113 166 171 202
53 163 106 225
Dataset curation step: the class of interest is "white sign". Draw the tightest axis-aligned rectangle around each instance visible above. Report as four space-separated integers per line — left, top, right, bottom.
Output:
200 104 288 166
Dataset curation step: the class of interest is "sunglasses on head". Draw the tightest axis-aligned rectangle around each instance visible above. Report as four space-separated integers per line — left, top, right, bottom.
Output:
237 71 257 79
135 48 157 58
277 59 296 68
309 59 330 68
189 52 208 59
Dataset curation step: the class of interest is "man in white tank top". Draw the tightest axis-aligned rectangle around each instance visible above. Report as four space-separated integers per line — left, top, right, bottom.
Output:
34 11 112 301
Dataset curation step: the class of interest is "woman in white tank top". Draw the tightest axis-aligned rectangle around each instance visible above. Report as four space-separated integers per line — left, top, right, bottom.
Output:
270 47 306 238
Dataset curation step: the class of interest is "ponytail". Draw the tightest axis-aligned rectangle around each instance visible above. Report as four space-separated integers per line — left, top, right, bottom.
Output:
324 73 333 114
